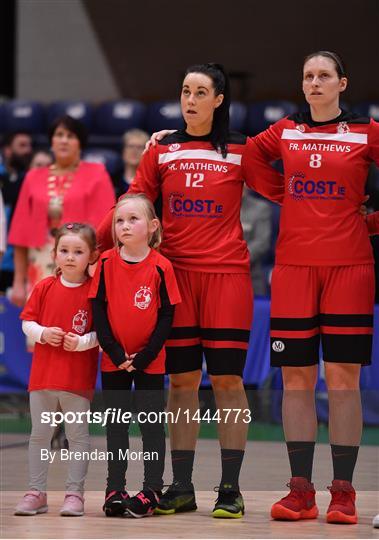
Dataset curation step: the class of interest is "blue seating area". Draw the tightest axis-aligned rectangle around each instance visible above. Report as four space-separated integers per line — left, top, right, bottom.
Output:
1 98 378 149
145 101 184 133
246 100 298 135
47 100 94 130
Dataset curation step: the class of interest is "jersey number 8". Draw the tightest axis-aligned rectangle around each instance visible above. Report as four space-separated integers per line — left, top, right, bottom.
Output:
309 154 322 168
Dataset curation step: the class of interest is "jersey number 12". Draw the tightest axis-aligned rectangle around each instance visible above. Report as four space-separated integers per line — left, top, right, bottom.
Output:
185 173 204 187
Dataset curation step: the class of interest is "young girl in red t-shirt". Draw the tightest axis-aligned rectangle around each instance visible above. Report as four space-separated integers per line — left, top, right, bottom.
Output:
90 193 181 518
15 223 99 517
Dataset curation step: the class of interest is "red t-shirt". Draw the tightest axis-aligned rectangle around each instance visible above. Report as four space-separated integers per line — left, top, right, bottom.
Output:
20 276 98 395
243 111 379 266
89 248 181 374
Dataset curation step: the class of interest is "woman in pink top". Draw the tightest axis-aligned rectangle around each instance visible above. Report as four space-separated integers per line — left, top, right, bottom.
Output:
9 115 115 307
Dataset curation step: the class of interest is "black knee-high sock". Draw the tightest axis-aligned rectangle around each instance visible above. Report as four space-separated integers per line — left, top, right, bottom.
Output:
220 449 244 491
331 444 359 483
286 441 315 482
171 450 195 486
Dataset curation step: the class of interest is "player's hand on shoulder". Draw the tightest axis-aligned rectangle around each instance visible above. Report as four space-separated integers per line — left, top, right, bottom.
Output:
63 332 79 351
143 130 176 154
41 327 65 347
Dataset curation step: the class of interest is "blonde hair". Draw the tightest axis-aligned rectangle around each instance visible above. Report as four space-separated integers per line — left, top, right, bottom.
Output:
112 193 162 249
53 222 98 275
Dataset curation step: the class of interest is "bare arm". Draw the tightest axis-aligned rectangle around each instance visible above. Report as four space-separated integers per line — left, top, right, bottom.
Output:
11 246 28 307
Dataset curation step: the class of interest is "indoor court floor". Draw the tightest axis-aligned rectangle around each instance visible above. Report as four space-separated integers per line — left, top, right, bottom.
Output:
1 434 378 539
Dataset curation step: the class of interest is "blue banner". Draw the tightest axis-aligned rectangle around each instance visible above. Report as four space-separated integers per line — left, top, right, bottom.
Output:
1 297 378 422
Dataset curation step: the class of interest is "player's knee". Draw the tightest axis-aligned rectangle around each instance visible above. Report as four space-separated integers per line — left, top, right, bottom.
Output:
169 371 201 391
209 374 243 391
282 366 318 390
325 364 360 390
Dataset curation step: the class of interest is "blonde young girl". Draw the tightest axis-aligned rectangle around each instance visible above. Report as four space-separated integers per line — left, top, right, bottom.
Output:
90 194 181 518
15 223 99 517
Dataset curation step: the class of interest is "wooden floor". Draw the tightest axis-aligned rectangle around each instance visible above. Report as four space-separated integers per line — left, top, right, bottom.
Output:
1 435 379 539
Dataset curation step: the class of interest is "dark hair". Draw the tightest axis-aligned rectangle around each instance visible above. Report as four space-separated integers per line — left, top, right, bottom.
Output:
184 63 230 158
53 222 98 276
48 115 88 149
304 51 347 79
3 131 32 147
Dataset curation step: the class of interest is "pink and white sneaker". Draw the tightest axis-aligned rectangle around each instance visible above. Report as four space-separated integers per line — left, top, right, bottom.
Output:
14 491 48 515
60 492 84 516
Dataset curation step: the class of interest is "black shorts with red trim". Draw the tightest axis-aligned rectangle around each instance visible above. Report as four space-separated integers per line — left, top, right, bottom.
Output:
165 270 253 376
270 265 375 367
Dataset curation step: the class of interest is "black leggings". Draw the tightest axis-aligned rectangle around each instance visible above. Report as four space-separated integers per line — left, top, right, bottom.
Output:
101 370 165 492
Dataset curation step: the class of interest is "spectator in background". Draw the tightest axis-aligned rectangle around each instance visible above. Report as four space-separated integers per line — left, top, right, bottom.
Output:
240 188 272 296
8 115 115 308
113 129 149 198
30 150 53 169
0 131 33 292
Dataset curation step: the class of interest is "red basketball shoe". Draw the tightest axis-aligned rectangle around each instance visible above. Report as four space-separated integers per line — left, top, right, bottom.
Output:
326 480 357 524
271 477 319 520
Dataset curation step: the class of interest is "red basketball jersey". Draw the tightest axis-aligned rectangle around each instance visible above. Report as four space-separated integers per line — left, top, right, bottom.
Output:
244 111 379 265
130 130 283 273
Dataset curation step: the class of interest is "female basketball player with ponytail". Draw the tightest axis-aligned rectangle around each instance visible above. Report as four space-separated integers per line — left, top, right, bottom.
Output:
243 51 379 525
97 63 284 519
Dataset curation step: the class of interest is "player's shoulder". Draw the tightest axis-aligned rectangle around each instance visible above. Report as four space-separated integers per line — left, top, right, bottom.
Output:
159 129 247 146
158 129 190 146
287 110 371 127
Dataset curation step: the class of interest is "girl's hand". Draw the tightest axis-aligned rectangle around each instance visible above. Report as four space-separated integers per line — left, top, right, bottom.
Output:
41 327 65 347
63 332 79 351
118 353 137 372
125 353 137 372
143 130 176 154
118 360 131 370
118 353 134 371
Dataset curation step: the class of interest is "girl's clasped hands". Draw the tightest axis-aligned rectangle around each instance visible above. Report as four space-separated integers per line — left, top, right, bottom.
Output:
41 327 79 351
